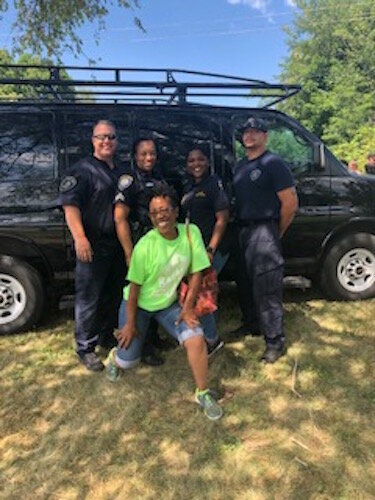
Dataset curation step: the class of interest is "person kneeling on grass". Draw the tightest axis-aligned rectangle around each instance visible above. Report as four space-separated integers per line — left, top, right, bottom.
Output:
106 184 223 421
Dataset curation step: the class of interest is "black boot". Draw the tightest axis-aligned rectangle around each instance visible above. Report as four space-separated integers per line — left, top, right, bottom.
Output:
260 345 287 364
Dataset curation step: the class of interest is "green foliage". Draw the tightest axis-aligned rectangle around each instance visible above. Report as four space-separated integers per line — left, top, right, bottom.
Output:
0 0 144 60
279 0 375 167
0 49 73 99
333 124 375 171
267 128 311 164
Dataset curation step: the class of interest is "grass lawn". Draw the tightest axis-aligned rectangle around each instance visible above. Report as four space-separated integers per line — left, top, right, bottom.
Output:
1 287 374 499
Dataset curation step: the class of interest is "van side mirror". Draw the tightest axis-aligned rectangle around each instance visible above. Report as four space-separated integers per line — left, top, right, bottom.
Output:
313 143 326 170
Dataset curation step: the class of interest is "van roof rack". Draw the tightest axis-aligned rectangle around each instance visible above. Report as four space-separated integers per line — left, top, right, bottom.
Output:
0 64 301 108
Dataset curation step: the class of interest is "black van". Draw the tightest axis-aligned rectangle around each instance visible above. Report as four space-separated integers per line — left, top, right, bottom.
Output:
1 66 375 334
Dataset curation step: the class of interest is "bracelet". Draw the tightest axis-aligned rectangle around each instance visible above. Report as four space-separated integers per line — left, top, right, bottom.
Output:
207 246 215 255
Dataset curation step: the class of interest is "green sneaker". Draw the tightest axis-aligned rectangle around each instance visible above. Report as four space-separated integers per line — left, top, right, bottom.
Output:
195 389 223 421
106 348 120 382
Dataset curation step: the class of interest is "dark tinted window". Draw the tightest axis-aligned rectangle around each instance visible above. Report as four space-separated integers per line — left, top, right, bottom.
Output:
61 111 132 171
0 112 56 182
135 110 220 196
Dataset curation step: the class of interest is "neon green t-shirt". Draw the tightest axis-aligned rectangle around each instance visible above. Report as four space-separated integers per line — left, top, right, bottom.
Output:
124 223 210 311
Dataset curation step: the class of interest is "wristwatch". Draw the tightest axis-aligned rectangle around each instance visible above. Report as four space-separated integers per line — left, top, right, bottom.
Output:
207 246 215 256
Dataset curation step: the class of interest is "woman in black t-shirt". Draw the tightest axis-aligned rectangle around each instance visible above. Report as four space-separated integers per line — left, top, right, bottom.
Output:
181 147 230 356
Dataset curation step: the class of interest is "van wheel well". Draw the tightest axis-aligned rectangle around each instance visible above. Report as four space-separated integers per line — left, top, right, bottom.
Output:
319 232 375 300
0 256 45 334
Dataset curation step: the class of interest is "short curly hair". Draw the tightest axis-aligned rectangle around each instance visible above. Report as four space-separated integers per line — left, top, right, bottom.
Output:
149 183 179 209
132 136 157 156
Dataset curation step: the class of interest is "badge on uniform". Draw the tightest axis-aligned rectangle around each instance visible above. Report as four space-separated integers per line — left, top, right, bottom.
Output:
59 176 78 193
118 174 133 191
250 169 261 181
195 191 206 198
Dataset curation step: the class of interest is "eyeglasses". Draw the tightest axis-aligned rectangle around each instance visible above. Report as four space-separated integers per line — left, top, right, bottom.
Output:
93 134 117 141
149 207 173 217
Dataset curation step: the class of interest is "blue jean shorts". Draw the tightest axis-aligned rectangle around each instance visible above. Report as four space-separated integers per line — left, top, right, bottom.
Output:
115 300 204 369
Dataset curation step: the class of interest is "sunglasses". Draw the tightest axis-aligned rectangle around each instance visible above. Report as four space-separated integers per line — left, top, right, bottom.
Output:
93 134 117 141
149 207 173 218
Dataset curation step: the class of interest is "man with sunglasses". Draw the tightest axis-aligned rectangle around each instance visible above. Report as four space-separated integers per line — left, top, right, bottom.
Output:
60 120 127 372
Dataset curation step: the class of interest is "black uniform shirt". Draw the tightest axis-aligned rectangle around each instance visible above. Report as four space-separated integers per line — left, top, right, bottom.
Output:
233 151 294 222
59 156 127 242
181 174 229 246
114 167 166 237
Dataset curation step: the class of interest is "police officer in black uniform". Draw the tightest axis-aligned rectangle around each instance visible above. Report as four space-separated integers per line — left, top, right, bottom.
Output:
181 147 230 260
232 118 298 363
181 146 230 356
60 120 126 371
113 137 167 365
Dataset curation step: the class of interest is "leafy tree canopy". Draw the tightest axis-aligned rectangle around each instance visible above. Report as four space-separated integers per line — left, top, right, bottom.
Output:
0 1 144 60
279 0 375 169
0 49 72 99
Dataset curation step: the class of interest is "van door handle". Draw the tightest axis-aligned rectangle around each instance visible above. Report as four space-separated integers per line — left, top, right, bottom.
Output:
298 206 329 215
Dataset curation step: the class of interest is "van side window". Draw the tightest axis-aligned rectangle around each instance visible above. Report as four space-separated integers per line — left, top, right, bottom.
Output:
267 127 314 176
61 113 132 170
135 111 215 197
234 124 316 178
0 113 56 181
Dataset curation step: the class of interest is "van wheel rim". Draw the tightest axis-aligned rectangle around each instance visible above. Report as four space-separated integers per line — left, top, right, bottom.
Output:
0 274 27 324
337 248 375 293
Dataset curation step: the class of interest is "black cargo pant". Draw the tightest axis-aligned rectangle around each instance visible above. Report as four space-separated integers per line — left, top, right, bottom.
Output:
237 220 285 348
75 238 126 355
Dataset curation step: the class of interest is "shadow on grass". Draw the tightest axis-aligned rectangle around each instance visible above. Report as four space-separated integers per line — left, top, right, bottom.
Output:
1 291 375 499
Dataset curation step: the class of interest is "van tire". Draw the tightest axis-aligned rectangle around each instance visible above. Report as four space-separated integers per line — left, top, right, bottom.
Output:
320 233 375 300
0 256 45 335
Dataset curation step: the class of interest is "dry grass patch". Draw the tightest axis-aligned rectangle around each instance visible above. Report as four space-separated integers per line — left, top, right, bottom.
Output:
1 288 375 499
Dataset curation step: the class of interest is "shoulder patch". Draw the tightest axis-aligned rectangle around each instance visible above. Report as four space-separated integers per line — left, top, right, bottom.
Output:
114 192 126 203
118 174 133 191
59 176 78 193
